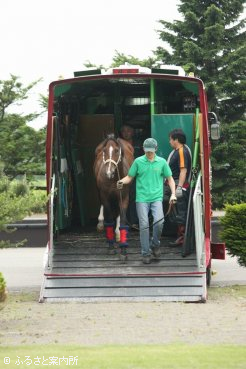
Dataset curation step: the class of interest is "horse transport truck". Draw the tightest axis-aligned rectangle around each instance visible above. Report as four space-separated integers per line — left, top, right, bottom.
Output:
40 64 225 302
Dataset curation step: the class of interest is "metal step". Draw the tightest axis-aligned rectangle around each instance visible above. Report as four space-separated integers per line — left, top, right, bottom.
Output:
40 231 206 302
40 274 206 302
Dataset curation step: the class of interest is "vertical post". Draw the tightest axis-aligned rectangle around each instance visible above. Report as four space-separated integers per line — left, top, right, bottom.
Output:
182 108 200 257
192 108 200 175
150 79 156 116
150 79 156 139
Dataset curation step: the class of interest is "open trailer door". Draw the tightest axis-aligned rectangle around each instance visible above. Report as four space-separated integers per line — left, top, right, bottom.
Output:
193 172 205 268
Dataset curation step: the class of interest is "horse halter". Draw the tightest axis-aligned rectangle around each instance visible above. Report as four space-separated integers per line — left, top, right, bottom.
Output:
102 143 122 178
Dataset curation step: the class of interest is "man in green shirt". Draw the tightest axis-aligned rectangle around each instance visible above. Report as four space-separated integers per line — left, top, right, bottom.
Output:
117 138 176 264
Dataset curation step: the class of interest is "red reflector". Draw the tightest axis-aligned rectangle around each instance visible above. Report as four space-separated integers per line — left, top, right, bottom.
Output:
211 242 226 260
113 68 139 74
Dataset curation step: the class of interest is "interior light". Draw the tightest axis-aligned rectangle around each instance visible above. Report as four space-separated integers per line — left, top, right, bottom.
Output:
208 112 221 140
210 123 221 140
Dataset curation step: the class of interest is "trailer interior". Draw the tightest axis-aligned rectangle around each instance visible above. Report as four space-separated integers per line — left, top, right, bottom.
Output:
41 71 209 302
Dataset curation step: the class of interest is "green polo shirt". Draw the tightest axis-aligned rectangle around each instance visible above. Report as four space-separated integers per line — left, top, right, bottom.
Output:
128 154 172 202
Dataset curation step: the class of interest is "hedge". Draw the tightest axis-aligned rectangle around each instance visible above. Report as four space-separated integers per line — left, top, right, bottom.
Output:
0 272 7 302
220 203 246 267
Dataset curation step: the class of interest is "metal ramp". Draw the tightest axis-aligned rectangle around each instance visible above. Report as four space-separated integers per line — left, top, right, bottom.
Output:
40 231 207 302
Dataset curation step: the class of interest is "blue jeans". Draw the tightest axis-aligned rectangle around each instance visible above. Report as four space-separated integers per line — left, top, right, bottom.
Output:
136 201 164 256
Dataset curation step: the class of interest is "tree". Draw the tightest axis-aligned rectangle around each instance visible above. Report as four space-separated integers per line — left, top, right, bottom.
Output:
0 115 46 178
0 75 40 121
39 94 48 110
110 51 156 68
211 120 246 207
155 0 245 116
0 75 46 178
83 51 157 69
155 0 246 207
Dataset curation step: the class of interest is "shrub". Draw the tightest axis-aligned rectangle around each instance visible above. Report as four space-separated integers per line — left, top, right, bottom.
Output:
0 191 31 232
29 190 47 214
0 176 47 248
0 272 7 302
10 179 29 197
0 239 27 249
0 175 10 192
220 203 246 267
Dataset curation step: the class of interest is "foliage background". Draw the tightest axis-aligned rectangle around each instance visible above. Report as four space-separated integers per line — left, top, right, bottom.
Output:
0 0 245 211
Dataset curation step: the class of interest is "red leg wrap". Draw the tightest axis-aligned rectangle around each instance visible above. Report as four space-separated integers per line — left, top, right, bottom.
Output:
119 226 129 246
105 223 114 243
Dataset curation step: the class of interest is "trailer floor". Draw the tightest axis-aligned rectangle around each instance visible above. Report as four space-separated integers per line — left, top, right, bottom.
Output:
40 229 207 302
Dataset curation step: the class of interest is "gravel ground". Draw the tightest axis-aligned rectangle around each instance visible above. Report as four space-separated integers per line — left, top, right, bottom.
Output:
1 287 246 346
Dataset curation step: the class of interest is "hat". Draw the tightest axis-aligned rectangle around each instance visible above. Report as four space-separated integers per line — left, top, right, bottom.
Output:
143 138 158 152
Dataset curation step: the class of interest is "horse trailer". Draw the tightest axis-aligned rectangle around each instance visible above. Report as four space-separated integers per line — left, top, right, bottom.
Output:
40 64 225 302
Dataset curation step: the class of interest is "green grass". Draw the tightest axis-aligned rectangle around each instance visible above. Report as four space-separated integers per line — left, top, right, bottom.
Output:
1 287 245 369
208 285 246 299
0 345 245 369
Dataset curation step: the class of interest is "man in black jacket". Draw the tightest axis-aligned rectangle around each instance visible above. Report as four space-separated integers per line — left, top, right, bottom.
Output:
168 129 192 245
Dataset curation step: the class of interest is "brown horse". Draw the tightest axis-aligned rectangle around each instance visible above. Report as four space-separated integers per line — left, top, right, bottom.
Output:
94 134 134 260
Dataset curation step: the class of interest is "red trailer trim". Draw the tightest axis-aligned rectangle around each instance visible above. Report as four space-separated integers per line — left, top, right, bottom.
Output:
198 86 212 267
44 271 206 278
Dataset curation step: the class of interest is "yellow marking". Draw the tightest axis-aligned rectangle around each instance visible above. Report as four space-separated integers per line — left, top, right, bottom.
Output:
179 146 185 168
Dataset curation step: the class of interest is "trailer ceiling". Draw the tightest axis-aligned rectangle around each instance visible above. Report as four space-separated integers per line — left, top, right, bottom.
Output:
53 77 199 100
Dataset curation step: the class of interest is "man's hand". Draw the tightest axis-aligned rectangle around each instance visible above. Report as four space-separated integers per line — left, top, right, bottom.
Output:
175 186 183 198
117 180 124 190
169 193 177 204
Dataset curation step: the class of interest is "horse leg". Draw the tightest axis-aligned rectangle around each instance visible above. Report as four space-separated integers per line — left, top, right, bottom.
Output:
119 201 129 262
103 204 117 253
97 205 104 232
115 215 120 242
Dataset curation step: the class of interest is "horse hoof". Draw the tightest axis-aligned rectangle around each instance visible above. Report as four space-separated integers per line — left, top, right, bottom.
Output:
108 246 118 255
97 223 104 232
115 234 120 242
119 253 128 263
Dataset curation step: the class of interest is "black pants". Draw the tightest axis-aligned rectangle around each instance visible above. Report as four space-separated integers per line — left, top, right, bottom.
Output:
164 184 189 225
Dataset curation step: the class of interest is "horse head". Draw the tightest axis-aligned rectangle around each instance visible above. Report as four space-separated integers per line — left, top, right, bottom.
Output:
102 134 122 180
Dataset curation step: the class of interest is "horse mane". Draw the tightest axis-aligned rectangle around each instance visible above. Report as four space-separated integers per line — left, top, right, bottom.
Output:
95 133 134 159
